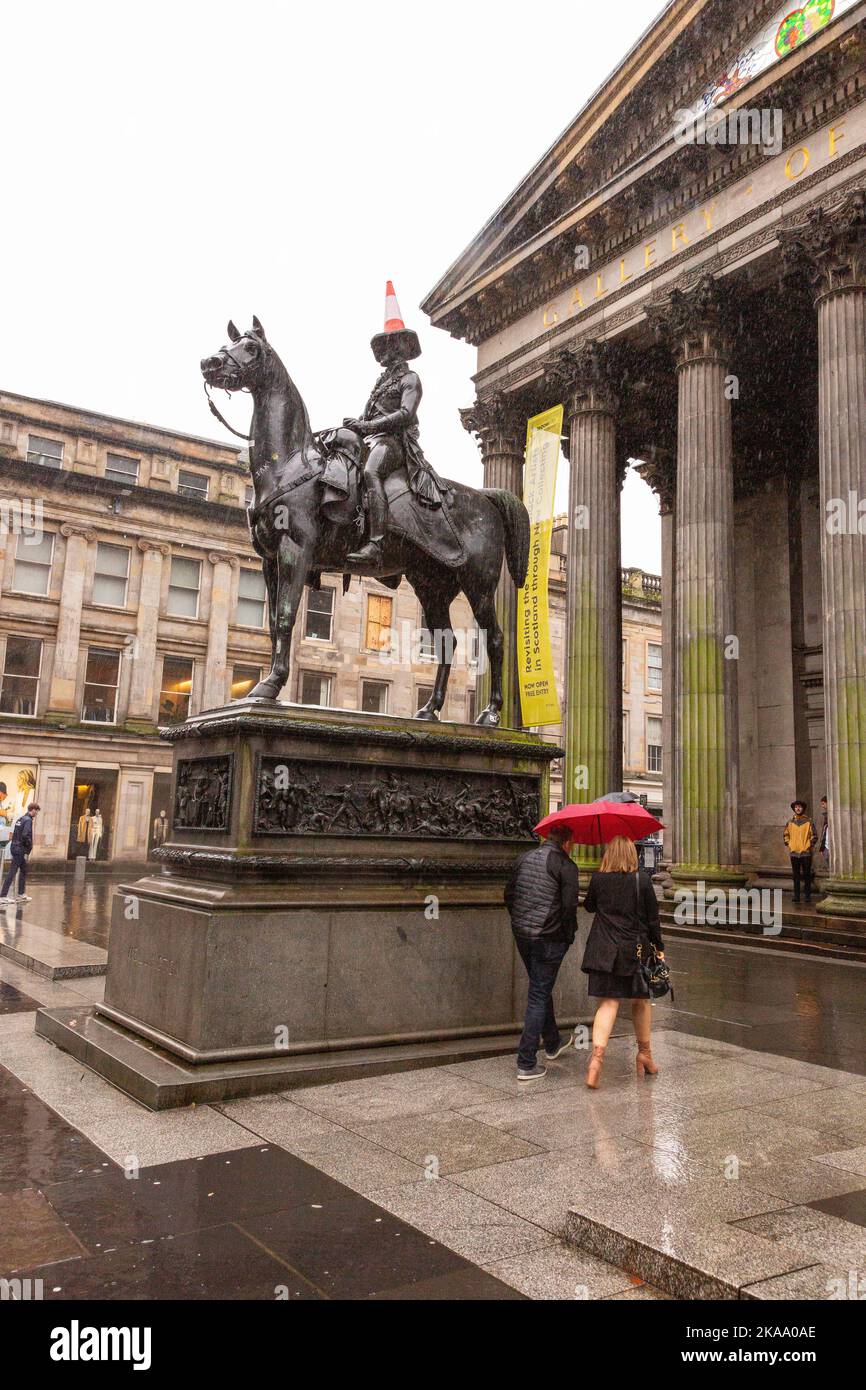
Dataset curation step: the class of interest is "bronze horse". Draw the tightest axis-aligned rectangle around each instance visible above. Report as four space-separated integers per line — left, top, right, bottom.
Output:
201 319 529 725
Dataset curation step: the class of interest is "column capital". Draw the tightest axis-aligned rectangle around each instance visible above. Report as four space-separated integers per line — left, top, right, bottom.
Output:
635 446 677 515
207 551 240 569
647 272 733 367
779 185 866 301
459 392 526 449
544 338 619 418
137 538 170 556
60 523 96 543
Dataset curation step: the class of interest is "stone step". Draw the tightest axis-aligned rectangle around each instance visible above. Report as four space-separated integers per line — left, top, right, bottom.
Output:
659 916 866 963
35 1005 524 1110
0 919 107 979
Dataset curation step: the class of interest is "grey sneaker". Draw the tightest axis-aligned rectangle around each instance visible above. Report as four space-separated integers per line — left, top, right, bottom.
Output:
517 1064 548 1082
544 1035 574 1062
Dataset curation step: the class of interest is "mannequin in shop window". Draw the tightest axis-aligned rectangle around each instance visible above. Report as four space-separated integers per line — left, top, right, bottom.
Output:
88 810 104 861
152 810 168 847
77 808 92 847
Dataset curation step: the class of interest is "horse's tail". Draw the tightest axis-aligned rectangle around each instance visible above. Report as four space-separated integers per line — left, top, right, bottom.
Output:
485 489 530 589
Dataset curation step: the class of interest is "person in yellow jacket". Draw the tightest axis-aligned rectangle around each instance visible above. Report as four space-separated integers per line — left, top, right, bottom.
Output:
784 799 817 904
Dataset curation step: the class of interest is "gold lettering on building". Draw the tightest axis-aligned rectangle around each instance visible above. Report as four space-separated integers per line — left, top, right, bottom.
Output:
785 146 810 180
543 304 558 327
595 272 607 299
644 239 657 269
829 122 845 157
671 222 689 250
571 286 584 309
619 258 632 284
700 201 717 231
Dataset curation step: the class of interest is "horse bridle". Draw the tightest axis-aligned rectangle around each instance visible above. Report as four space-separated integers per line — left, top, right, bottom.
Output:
203 344 255 442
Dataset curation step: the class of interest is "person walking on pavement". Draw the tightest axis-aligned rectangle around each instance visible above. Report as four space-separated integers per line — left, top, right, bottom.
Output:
504 823 579 1082
0 803 40 906
784 799 816 904
581 835 664 1089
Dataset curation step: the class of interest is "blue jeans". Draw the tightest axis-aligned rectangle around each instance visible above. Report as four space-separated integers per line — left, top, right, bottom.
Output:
1 851 26 899
515 936 570 1070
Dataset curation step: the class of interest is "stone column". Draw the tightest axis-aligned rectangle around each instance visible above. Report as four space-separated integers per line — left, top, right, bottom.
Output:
638 447 677 865
46 524 94 724
546 342 623 847
460 393 527 728
651 276 745 890
782 189 866 915
203 553 239 711
126 540 169 732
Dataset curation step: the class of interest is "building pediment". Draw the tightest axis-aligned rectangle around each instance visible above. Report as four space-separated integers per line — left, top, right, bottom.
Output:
424 0 866 347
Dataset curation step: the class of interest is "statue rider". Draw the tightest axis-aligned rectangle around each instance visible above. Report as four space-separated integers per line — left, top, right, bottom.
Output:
344 282 448 566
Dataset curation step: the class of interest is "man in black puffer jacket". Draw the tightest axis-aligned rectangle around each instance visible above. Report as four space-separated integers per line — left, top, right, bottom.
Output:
505 824 579 1081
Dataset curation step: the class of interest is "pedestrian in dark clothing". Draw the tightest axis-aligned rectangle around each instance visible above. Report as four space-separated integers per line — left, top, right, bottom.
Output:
0 804 40 905
581 835 664 1089
504 823 579 1082
784 799 816 903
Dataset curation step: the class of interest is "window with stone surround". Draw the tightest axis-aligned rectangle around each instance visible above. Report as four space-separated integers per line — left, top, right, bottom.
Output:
177 469 209 501
647 641 662 693
299 670 331 707
92 542 129 608
467 687 476 724
0 636 42 717
236 568 266 628
416 684 435 714
361 679 388 715
364 594 392 653
11 531 54 596
26 434 63 468
647 715 662 774
82 648 121 724
622 638 629 690
159 656 193 725
166 555 201 618
304 586 335 642
229 663 261 701
105 452 140 486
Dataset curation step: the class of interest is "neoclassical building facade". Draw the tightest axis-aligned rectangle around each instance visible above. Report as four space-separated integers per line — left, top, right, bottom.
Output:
426 0 866 915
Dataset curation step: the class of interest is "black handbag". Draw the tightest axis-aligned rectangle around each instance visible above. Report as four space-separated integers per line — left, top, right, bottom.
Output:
634 871 674 1001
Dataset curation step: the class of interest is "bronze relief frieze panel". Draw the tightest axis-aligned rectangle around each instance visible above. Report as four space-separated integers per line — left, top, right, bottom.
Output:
254 755 541 841
173 755 233 832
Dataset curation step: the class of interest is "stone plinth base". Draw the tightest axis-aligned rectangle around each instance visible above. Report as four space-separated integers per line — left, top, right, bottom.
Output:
39 701 590 1105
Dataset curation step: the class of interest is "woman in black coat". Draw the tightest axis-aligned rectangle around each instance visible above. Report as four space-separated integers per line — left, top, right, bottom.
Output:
581 835 664 1088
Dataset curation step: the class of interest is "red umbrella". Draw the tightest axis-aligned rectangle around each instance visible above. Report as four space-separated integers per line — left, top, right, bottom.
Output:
534 801 663 845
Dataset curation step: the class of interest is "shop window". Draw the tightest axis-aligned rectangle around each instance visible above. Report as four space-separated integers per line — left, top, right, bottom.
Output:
166 556 201 618
12 531 54 596
416 684 434 713
0 636 42 716
92 542 129 607
467 687 476 724
236 568 266 628
159 655 193 725
361 679 388 714
82 648 121 723
298 671 331 707
304 586 335 641
105 452 139 485
365 594 392 653
26 434 63 468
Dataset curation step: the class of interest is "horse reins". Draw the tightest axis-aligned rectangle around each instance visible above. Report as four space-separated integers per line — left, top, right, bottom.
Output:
203 380 253 442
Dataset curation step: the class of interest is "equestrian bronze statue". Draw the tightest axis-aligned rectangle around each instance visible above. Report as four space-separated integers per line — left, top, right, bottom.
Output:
200 303 529 726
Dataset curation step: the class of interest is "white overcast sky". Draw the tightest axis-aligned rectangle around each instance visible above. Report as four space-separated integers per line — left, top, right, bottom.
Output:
3 0 663 570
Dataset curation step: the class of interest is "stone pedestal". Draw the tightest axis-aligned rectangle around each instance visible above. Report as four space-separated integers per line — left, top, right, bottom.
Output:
37 702 580 1105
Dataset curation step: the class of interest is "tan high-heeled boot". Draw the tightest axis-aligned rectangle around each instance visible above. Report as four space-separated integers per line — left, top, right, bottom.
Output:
586 1044 606 1089
636 1039 659 1078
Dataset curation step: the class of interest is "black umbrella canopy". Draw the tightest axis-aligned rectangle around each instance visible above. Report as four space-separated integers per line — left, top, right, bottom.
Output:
592 791 639 803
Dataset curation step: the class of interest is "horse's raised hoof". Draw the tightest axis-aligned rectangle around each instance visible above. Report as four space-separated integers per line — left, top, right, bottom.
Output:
475 707 501 727
247 678 283 701
414 705 441 722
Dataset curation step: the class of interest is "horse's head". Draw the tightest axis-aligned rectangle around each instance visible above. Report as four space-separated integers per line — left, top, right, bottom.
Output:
201 317 270 392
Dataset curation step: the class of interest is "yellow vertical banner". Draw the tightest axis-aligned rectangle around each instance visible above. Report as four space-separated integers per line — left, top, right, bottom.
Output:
518 405 563 727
